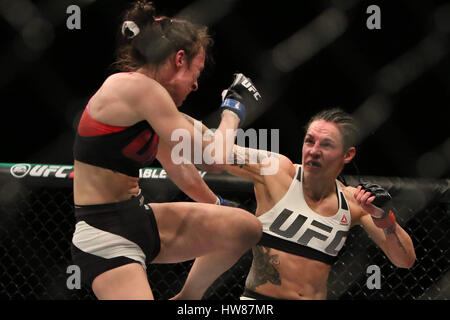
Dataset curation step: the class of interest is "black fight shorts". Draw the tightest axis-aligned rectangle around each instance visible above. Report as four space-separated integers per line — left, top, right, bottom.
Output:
71 193 160 288
240 288 282 300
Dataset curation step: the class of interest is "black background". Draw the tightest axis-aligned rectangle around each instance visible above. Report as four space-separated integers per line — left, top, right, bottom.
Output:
1 0 449 179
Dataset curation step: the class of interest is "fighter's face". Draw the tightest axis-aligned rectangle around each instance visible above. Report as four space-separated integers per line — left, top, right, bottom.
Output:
302 120 354 179
168 48 205 107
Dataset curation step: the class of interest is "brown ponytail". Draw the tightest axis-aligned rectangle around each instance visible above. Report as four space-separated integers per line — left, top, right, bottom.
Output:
113 0 213 72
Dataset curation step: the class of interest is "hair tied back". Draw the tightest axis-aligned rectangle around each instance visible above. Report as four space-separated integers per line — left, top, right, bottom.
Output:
122 21 140 39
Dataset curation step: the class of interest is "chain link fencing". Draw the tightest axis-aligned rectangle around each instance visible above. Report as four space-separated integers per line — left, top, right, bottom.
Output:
0 166 448 300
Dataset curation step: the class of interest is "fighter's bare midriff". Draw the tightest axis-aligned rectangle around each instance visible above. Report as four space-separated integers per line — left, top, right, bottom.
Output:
246 246 331 300
73 160 140 205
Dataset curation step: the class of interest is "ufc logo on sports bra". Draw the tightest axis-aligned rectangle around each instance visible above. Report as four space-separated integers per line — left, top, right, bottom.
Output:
122 129 159 165
269 209 348 255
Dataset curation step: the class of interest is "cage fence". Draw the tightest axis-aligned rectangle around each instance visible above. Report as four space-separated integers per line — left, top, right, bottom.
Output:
0 166 448 300
0 0 449 303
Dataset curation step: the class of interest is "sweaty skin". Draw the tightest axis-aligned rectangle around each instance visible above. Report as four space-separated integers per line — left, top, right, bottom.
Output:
245 179 363 300
226 120 415 300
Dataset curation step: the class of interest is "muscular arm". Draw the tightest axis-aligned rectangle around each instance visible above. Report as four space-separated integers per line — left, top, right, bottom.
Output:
156 138 218 204
360 213 415 268
225 145 293 184
129 76 239 172
225 145 297 215
225 146 271 184
350 186 416 268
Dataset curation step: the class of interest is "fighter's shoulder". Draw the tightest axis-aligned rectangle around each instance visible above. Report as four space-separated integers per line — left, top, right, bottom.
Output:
266 154 296 179
104 72 168 104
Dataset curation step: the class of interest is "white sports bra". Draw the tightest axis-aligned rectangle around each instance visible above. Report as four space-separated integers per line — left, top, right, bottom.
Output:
258 165 351 265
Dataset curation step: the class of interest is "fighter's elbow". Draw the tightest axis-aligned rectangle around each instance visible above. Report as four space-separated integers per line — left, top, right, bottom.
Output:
404 255 416 269
394 255 416 269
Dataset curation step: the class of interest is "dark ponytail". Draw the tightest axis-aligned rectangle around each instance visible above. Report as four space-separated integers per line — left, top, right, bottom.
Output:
113 0 213 72
123 0 156 30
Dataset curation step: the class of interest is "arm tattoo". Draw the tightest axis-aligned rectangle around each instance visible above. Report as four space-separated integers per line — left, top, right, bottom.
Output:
245 246 281 291
181 113 212 138
230 147 272 169
230 148 251 169
181 113 199 128
181 113 195 125
384 225 408 255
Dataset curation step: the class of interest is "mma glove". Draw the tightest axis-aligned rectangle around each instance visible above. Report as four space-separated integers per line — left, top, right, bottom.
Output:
220 73 262 124
215 195 229 206
358 181 397 229
215 195 242 208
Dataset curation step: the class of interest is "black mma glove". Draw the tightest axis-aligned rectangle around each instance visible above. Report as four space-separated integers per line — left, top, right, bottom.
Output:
358 181 396 229
220 73 262 123
358 182 392 208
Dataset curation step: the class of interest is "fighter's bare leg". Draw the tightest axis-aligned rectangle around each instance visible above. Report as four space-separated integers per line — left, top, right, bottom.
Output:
150 202 262 299
92 263 154 300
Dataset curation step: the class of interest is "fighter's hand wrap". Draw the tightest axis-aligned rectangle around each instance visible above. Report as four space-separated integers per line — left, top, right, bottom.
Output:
215 195 229 206
220 73 262 123
371 210 397 229
358 182 397 229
